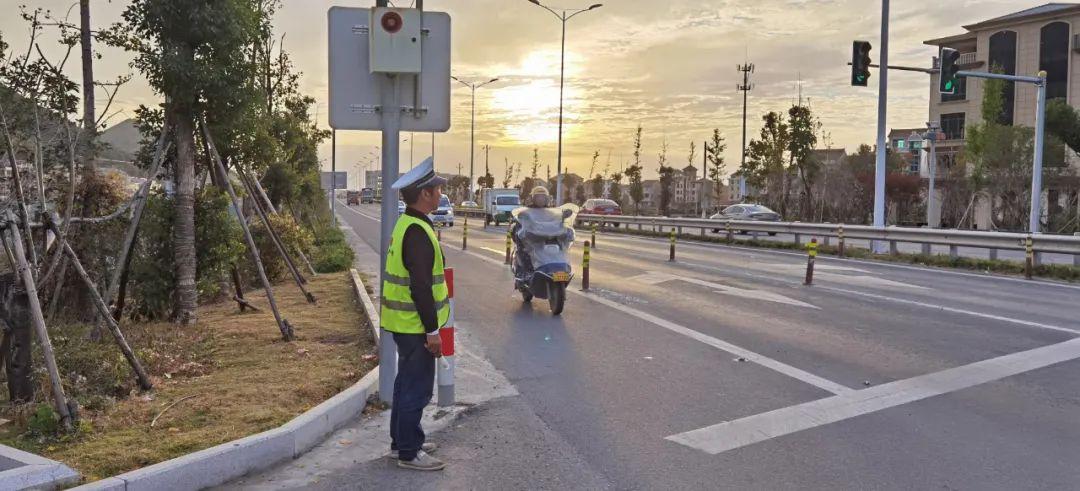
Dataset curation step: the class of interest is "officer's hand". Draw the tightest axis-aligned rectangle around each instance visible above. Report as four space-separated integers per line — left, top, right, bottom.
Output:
425 333 443 358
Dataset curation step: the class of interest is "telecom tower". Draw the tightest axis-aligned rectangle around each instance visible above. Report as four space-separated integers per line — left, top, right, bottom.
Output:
736 62 755 198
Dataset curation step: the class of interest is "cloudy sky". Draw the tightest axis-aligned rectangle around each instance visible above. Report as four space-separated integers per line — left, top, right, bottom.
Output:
1 0 1043 187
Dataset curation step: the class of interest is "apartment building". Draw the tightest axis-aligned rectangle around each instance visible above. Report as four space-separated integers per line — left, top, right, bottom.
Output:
924 3 1080 230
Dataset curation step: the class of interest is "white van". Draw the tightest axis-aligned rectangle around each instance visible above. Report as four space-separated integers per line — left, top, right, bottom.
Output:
481 188 521 226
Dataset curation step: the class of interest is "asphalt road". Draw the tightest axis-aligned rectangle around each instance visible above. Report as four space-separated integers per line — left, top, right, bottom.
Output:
328 202 1080 490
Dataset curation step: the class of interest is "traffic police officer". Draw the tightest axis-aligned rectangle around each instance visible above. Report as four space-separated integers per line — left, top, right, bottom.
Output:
382 157 450 471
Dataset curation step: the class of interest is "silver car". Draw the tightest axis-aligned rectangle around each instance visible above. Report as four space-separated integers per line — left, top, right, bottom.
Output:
710 204 781 235
429 194 455 227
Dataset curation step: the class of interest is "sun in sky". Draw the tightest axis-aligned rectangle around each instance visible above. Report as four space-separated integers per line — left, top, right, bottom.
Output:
487 50 584 145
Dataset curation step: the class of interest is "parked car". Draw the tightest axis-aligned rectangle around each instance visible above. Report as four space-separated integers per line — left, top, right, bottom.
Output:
710 204 781 235
398 200 406 214
583 199 622 215
346 190 361 206
460 200 479 208
429 194 455 227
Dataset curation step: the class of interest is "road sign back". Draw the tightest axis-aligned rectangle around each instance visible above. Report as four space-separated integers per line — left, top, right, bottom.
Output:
328 7 451 132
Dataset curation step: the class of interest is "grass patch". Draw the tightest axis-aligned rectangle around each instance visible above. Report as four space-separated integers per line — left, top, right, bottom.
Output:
0 271 376 483
588 225 1080 283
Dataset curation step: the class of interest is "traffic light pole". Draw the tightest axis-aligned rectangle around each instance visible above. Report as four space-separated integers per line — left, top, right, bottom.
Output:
957 70 1047 234
872 0 889 253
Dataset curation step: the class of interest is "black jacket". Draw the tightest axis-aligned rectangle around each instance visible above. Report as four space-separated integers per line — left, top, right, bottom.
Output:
401 207 442 334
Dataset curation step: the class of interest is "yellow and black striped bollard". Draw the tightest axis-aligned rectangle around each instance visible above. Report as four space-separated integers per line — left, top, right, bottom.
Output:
805 238 818 285
582 240 591 291
591 222 597 250
669 229 676 262
462 215 468 251
1025 236 1034 280
837 224 846 258
505 228 512 265
725 221 734 243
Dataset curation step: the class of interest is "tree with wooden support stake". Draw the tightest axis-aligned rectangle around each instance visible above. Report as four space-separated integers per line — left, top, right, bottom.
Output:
200 117 294 341
45 214 153 390
3 213 73 431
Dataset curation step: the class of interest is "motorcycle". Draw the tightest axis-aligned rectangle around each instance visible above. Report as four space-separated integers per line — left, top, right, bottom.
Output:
510 204 579 315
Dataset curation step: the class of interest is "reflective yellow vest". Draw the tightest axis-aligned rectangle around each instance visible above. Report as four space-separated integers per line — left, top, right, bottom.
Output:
381 214 450 334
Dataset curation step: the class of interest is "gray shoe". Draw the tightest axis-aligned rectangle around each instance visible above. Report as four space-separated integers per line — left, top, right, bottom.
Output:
390 442 438 460
397 450 446 471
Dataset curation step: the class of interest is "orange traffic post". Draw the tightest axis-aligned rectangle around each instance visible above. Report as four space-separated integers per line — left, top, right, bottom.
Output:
437 268 456 407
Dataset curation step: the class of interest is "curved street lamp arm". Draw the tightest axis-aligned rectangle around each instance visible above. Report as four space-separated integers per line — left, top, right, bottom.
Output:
527 0 563 20
566 4 601 21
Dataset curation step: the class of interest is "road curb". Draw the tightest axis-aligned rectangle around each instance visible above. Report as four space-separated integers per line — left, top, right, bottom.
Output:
73 270 382 491
0 443 80 490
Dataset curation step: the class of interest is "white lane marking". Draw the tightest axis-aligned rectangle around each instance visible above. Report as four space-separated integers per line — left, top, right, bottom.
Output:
667 337 1080 454
817 285 1080 336
457 247 851 395
336 201 383 222
480 246 504 255
632 271 818 309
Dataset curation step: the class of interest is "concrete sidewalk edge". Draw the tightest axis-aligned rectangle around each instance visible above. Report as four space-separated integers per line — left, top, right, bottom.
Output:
0 442 80 490
72 270 383 491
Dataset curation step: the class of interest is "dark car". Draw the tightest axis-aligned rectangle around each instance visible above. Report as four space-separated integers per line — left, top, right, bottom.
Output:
710 204 782 235
583 199 622 215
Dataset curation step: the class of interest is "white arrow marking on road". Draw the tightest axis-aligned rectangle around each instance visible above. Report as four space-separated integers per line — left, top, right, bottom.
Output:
631 272 819 309
756 264 930 291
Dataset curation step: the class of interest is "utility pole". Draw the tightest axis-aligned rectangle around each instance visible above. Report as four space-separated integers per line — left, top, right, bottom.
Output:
737 62 754 180
872 0 890 253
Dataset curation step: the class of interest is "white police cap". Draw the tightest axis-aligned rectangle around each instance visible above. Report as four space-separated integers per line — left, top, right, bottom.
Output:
391 157 447 191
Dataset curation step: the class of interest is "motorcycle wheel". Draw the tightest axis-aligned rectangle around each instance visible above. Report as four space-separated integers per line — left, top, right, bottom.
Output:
521 289 533 302
548 282 566 315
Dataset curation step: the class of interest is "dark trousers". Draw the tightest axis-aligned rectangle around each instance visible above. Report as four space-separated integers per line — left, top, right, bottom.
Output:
390 332 435 461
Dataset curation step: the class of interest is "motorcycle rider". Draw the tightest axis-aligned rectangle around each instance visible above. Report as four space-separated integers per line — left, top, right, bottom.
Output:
511 186 551 275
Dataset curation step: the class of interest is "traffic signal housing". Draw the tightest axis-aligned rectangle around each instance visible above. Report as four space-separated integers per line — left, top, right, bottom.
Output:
939 47 961 94
851 41 872 87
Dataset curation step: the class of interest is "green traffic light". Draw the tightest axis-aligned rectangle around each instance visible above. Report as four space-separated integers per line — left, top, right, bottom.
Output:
944 80 953 91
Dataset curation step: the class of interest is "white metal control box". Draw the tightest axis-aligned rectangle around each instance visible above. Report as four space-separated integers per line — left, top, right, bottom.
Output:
369 7 422 73
328 7 451 132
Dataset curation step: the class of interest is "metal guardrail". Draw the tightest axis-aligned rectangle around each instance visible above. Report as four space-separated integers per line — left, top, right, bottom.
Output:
452 207 1080 260
572 214 1080 258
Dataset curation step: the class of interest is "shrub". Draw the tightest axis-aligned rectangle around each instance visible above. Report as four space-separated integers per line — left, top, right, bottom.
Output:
312 225 354 273
249 212 315 282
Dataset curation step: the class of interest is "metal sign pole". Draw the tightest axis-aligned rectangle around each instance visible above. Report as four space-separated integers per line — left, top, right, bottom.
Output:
332 130 337 225
1030 76 1047 234
378 75 401 404
956 70 1047 234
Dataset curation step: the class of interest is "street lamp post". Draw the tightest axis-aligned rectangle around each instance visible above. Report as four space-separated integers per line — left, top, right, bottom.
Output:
452 76 498 200
527 0 603 205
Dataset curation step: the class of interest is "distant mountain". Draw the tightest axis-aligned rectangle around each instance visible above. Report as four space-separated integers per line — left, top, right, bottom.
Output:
96 118 145 178
98 118 140 161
